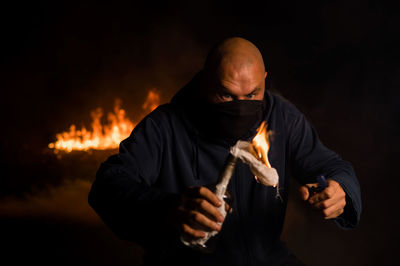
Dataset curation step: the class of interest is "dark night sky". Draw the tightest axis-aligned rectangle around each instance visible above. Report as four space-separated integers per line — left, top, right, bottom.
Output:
0 1 399 265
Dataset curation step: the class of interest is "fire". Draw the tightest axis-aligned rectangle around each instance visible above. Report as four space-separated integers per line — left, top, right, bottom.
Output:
48 90 160 153
252 121 272 168
142 90 160 114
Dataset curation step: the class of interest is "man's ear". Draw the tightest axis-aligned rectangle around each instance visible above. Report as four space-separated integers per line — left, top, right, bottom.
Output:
264 72 268 78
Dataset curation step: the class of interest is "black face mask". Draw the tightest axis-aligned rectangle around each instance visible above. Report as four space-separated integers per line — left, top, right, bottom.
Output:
197 100 264 142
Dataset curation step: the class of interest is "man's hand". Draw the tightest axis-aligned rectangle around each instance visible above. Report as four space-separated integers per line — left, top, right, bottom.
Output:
299 179 346 219
167 186 230 241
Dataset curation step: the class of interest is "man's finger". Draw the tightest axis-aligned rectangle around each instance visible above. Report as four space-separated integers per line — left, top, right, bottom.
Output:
309 189 330 204
324 208 344 220
225 202 233 213
300 182 322 201
182 224 206 239
194 198 225 223
313 189 346 210
309 181 346 204
313 196 337 210
186 187 222 207
298 186 309 201
188 211 222 232
322 201 346 219
198 187 222 207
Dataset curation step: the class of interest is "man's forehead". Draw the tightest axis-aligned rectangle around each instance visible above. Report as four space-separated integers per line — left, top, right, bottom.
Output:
204 63 264 85
218 83 262 95
218 60 263 79
218 77 263 95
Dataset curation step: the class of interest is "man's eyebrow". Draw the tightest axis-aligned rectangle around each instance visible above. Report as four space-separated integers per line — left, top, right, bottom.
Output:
217 86 261 95
217 85 232 94
248 87 261 94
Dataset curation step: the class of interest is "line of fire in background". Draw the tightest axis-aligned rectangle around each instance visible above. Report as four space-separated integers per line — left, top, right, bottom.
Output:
48 90 160 153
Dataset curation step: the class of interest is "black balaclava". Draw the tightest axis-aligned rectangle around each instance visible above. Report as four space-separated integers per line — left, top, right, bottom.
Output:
174 72 266 144
196 99 264 143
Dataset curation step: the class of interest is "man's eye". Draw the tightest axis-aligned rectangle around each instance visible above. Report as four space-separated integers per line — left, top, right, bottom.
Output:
222 94 232 100
246 93 255 99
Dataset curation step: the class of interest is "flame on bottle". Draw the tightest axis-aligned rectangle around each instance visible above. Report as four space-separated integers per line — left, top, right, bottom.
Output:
48 90 160 153
251 121 272 168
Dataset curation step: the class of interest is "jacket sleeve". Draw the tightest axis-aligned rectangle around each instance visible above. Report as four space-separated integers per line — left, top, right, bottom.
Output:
88 112 181 248
285 104 362 229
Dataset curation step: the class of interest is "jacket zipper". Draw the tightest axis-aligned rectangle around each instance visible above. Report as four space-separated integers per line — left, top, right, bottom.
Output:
192 134 199 180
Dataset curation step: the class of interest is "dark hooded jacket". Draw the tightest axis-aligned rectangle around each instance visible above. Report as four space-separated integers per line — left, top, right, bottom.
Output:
88 73 362 266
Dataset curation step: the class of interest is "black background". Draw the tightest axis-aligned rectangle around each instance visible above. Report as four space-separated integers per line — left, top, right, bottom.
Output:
1 1 398 265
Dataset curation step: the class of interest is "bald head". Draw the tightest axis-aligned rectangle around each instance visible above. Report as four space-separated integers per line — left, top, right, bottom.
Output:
204 37 265 74
201 37 267 103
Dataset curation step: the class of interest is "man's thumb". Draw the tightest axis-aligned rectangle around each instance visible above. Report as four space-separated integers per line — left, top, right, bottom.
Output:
298 186 309 201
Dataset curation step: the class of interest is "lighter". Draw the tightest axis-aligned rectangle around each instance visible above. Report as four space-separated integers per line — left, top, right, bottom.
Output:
308 175 328 199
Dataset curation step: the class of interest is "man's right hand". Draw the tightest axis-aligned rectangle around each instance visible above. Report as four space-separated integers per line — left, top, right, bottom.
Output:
167 186 226 241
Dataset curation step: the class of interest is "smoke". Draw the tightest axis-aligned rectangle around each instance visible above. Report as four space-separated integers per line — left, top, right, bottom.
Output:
0 178 146 266
0 179 100 224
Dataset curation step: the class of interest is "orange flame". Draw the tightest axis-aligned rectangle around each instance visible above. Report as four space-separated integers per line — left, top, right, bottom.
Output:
48 90 160 153
252 121 272 168
142 90 160 114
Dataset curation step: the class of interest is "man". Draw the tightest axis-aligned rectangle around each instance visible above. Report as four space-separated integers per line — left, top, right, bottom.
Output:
88 37 361 266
